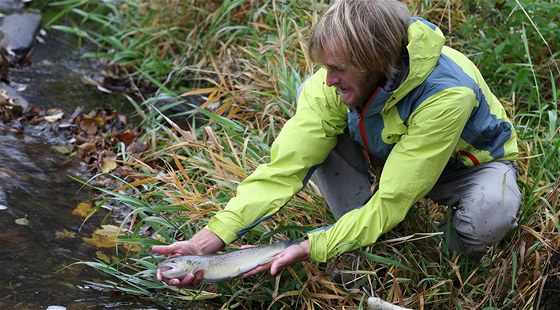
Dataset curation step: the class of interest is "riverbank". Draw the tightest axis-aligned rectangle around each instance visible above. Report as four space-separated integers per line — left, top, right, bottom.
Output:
3 0 559 309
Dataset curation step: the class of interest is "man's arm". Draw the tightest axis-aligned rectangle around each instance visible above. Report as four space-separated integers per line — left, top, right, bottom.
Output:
206 69 348 245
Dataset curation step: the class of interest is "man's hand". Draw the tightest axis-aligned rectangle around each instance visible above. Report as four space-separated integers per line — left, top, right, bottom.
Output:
241 239 310 278
152 229 224 287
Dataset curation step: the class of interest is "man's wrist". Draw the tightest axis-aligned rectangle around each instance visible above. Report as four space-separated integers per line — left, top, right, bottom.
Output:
299 239 311 261
191 229 225 254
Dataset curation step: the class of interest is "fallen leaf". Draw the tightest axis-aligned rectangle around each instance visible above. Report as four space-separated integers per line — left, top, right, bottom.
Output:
44 112 64 122
100 156 117 173
51 144 74 154
46 108 64 115
83 225 120 248
95 250 112 263
115 132 136 146
83 225 141 251
77 142 96 158
55 229 76 238
126 141 148 154
15 217 29 226
80 118 98 135
94 116 106 127
118 114 128 125
72 202 93 218
29 115 44 125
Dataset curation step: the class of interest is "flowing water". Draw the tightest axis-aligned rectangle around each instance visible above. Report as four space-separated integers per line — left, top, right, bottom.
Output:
0 7 155 310
0 134 151 309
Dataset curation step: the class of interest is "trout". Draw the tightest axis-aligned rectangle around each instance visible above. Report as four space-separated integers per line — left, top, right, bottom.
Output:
158 240 295 282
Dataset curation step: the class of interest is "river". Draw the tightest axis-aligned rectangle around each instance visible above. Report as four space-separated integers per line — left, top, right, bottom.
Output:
0 5 156 310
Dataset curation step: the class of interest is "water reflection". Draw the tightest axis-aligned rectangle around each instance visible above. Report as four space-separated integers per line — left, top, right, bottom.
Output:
0 133 131 309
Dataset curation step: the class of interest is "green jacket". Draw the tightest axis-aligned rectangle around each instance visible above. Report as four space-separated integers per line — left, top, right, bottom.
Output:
206 17 518 262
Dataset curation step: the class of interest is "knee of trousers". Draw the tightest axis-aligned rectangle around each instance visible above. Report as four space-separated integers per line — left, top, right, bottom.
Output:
454 186 521 247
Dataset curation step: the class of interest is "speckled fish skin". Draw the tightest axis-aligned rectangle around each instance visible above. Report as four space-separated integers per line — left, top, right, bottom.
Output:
158 240 295 282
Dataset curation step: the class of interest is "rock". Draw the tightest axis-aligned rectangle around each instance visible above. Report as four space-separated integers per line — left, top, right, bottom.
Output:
0 12 42 60
0 0 24 11
0 48 8 82
0 81 28 111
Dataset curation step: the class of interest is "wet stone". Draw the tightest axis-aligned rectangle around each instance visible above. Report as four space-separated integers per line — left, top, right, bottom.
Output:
0 0 24 11
1 81 28 111
0 12 42 58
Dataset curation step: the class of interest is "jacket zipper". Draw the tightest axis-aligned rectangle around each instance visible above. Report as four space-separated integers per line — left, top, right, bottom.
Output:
357 86 381 152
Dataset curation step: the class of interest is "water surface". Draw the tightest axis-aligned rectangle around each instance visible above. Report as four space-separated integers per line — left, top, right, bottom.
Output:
0 11 153 310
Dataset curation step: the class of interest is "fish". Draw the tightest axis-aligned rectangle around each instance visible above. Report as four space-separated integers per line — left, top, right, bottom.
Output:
158 240 295 282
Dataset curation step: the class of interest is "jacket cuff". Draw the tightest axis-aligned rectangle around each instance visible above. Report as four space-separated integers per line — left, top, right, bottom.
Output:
205 217 238 245
307 230 328 262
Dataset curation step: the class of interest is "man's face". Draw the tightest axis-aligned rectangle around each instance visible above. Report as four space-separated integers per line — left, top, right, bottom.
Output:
322 45 377 107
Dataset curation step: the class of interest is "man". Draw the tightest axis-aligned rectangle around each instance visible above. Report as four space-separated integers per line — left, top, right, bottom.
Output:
153 0 521 287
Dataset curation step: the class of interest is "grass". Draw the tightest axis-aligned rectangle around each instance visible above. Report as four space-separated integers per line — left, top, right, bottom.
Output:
47 0 559 309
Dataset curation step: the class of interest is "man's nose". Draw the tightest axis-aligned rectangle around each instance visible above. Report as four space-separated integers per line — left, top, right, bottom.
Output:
326 70 339 87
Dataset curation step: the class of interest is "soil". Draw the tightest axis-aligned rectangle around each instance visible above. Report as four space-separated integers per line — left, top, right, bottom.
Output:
536 251 560 310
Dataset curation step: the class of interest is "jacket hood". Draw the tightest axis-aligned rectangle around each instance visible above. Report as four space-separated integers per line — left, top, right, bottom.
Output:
383 17 446 110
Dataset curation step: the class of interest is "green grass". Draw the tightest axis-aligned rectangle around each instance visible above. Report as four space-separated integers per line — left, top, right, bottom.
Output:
48 0 559 308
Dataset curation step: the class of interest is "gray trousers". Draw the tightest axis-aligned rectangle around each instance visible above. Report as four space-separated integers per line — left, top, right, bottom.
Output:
313 134 521 257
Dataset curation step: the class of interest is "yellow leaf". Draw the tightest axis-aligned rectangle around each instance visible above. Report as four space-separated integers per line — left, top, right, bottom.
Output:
95 250 112 263
101 156 117 173
72 202 93 218
83 225 120 248
55 229 76 238
124 242 142 252
82 225 141 252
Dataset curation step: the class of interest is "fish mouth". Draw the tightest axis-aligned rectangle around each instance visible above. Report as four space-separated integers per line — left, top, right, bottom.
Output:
158 265 173 273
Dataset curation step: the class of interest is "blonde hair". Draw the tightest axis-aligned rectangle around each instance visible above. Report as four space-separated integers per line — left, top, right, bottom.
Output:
309 0 410 79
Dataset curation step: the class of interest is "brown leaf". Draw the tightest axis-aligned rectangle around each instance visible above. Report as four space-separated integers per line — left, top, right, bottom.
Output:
77 142 96 158
28 115 44 125
126 141 148 154
115 132 136 146
80 118 98 135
